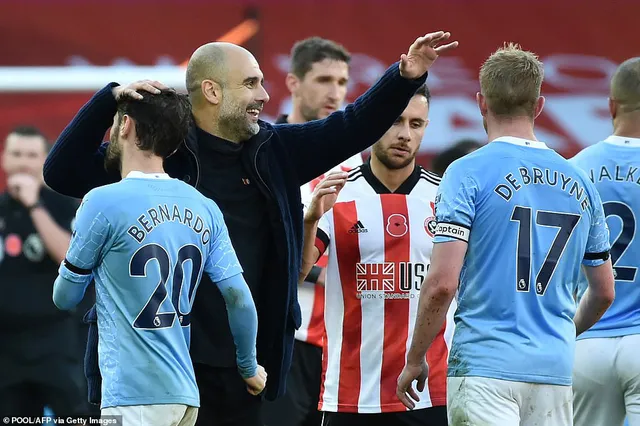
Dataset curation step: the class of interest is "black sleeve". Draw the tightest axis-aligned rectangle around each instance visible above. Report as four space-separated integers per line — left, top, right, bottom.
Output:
43 83 121 199
275 62 428 185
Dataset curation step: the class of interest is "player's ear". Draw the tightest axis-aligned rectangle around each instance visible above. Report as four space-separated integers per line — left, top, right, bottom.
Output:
476 92 488 117
533 96 545 119
609 98 617 120
120 115 133 138
201 79 222 106
285 73 300 95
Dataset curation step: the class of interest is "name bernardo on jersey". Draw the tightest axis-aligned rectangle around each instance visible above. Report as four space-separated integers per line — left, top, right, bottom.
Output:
127 203 212 245
494 166 590 211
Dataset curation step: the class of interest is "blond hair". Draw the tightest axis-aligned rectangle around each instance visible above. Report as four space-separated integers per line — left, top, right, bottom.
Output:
479 43 544 117
611 57 640 113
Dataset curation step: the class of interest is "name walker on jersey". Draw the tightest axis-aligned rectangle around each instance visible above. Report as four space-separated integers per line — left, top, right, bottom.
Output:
127 204 212 244
586 164 640 185
493 166 590 211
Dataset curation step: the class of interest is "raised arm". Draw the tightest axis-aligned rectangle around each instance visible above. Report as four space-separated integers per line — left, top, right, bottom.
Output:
44 84 119 198
277 31 458 184
44 80 167 198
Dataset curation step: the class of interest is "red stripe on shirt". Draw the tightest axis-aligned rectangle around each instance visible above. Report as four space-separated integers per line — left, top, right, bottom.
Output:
379 194 411 412
333 201 363 409
426 321 449 406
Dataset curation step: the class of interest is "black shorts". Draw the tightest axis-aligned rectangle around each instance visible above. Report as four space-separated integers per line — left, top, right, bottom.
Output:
322 406 447 426
262 339 323 426
194 363 263 426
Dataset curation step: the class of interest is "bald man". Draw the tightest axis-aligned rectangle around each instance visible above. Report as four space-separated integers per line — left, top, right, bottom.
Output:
570 57 640 426
43 34 458 426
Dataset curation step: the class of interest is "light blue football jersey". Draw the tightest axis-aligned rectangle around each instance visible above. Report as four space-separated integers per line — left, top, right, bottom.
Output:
570 135 640 339
434 136 610 386
59 172 242 408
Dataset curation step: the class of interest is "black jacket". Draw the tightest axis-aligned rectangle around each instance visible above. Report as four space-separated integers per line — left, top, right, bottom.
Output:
43 62 427 400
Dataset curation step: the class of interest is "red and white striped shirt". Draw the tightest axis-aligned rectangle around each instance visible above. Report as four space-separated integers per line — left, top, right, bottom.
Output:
297 153 363 347
315 162 456 413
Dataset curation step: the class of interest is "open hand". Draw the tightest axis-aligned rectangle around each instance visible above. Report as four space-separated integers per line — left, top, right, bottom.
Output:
112 80 169 101
400 31 459 79
305 171 348 223
396 360 429 410
244 364 267 396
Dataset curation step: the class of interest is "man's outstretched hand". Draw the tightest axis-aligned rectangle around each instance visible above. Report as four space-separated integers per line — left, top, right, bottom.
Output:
400 31 459 79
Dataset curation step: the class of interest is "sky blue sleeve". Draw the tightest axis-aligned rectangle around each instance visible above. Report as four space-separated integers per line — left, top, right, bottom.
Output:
433 162 477 244
204 201 243 282
215 274 258 379
583 182 611 267
53 192 111 310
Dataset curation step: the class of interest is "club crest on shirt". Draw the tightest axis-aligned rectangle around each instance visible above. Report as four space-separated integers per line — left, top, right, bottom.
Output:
424 201 437 237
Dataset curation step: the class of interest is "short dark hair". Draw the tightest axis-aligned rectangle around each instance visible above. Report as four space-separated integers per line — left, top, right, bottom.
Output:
6 125 50 152
414 84 431 105
290 37 351 79
116 89 192 158
9 125 47 140
431 138 483 176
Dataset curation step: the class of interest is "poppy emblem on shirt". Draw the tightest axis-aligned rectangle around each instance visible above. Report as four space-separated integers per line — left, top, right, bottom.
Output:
5 233 22 257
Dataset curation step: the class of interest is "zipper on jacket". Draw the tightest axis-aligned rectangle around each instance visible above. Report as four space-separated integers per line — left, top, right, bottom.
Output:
253 134 274 199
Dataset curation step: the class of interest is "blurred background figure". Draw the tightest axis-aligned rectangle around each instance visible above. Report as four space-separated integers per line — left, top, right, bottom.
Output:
0 126 86 417
430 138 483 176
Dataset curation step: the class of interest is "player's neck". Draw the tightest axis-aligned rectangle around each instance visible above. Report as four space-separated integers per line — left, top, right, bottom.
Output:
120 153 166 179
613 117 640 139
370 155 414 193
487 118 537 143
286 107 308 124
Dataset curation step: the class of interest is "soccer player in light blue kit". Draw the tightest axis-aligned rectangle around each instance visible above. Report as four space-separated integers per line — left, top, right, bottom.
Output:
397 44 616 426
52 87 266 425
570 57 640 426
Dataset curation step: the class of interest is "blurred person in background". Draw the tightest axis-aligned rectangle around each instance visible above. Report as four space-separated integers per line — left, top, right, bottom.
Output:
430 138 482 176
0 126 84 417
570 56 640 426
263 36 362 426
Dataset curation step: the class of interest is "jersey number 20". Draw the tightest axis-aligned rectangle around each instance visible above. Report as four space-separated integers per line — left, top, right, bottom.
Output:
511 206 580 295
130 243 203 329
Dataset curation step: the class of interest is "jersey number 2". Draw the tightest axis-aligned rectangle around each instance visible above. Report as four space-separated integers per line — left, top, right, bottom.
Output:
603 201 637 282
130 243 203 329
511 206 580 295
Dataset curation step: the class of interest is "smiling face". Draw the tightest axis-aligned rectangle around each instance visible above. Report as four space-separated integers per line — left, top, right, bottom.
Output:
371 94 430 170
217 49 270 141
